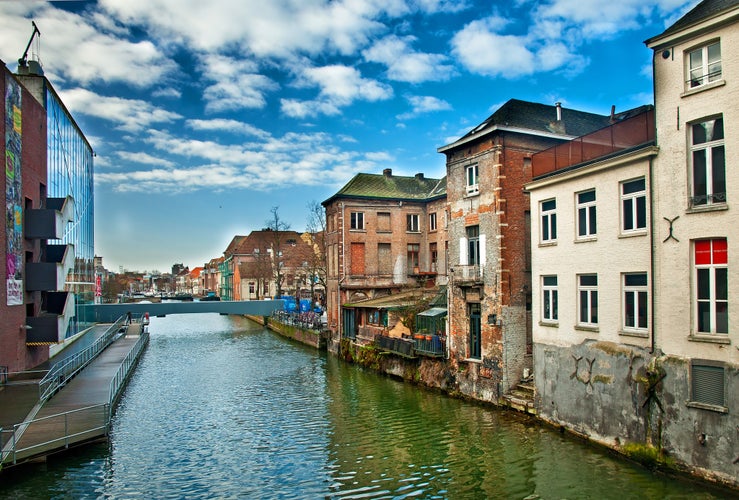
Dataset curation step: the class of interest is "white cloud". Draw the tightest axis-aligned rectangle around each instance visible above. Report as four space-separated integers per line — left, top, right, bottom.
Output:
451 18 536 78
198 56 278 112
58 88 182 132
282 64 392 118
186 119 270 138
117 151 176 168
397 95 451 119
363 35 454 83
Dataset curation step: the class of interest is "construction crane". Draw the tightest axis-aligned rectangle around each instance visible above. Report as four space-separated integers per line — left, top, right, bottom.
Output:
18 21 40 70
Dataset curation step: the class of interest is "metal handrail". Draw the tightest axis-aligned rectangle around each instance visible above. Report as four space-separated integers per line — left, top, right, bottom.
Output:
38 316 127 402
1 404 109 466
108 329 149 411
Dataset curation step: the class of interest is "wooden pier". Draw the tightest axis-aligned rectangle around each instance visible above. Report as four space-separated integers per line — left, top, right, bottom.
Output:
0 323 148 468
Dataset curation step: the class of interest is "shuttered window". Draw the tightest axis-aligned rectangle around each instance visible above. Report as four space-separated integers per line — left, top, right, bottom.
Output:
691 362 725 407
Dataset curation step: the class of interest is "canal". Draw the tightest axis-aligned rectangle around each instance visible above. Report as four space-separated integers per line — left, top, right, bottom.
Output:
0 313 730 498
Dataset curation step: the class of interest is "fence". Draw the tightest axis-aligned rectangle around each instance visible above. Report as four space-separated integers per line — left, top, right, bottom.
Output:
272 310 324 332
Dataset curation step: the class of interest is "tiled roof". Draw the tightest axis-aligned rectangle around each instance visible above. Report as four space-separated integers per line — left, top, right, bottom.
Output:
442 99 612 150
649 0 739 41
323 172 446 205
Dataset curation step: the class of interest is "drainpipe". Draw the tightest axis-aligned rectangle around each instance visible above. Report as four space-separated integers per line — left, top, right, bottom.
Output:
649 156 656 354
338 202 346 343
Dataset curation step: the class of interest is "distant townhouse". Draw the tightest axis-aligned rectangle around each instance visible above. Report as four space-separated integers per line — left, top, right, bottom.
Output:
322 169 447 350
222 229 318 302
437 99 614 404
202 257 223 297
646 0 738 486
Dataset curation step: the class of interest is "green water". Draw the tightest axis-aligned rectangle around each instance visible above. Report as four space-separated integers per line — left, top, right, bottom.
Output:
0 313 731 499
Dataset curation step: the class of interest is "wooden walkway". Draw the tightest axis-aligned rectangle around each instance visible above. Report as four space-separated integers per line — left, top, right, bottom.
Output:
1 324 147 467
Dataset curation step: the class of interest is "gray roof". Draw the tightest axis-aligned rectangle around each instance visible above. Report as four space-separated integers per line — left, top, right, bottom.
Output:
646 0 739 43
441 99 612 150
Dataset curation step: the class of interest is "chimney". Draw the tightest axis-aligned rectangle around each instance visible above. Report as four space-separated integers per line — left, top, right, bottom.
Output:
383 168 392 177
415 173 424 180
610 105 616 122
555 102 562 121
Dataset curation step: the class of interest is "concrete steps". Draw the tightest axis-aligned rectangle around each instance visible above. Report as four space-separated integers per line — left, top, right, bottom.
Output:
502 378 536 415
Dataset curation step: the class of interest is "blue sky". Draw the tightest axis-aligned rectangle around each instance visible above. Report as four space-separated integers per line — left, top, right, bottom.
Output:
0 0 699 273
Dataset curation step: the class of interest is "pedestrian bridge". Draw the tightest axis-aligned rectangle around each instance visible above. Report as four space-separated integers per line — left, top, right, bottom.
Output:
81 300 284 323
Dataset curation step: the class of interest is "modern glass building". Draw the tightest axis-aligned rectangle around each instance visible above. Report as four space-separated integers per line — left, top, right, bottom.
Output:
17 71 94 339
46 84 94 336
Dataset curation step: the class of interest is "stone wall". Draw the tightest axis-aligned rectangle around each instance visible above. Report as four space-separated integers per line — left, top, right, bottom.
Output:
535 340 739 489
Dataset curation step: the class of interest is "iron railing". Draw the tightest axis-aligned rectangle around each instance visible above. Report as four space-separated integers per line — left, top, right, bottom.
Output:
375 334 446 358
1 404 109 466
272 310 324 332
108 329 149 411
38 316 127 402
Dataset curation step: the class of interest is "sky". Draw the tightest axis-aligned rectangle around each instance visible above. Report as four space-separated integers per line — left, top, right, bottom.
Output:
0 0 700 273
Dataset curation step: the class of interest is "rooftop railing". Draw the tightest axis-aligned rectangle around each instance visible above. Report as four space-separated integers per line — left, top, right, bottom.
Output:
532 109 655 179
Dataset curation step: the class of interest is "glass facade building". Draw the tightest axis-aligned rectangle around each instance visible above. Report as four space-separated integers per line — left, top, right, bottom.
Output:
45 84 94 337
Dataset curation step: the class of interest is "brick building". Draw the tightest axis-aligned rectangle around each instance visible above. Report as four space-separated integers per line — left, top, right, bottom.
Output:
322 169 447 349
438 99 613 403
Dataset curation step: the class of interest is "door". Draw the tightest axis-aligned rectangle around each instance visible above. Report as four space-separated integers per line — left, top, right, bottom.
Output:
469 303 481 359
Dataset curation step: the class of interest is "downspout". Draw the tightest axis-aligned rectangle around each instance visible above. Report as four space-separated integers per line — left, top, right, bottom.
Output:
649 155 656 354
338 202 346 342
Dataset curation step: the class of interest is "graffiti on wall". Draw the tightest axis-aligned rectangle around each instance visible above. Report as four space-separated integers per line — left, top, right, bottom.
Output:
5 77 23 306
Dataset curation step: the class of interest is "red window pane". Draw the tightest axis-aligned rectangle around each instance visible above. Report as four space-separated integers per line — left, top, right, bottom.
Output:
695 240 712 265
713 239 728 264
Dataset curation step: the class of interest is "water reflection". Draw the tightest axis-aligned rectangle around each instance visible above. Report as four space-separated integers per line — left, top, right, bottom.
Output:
0 314 729 499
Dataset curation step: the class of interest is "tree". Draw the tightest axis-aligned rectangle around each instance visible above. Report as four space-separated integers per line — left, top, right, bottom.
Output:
306 200 328 311
265 206 290 298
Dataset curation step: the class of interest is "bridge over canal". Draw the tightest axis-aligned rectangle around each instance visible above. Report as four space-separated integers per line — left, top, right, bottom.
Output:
81 299 284 323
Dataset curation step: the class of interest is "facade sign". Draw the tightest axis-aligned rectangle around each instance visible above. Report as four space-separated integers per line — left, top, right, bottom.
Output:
5 77 23 306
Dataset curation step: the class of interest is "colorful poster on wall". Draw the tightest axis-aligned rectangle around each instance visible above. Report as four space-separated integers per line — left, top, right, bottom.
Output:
5 77 23 306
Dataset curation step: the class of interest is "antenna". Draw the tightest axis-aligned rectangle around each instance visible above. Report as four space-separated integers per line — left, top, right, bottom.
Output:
18 21 41 69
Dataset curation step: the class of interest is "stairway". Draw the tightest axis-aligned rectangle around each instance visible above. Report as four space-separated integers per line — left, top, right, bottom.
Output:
502 377 536 415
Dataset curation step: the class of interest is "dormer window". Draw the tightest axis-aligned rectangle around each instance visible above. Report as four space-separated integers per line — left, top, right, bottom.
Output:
466 164 478 195
687 41 721 88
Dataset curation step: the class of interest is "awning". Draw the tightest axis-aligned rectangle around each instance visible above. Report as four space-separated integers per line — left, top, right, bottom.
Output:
418 307 447 318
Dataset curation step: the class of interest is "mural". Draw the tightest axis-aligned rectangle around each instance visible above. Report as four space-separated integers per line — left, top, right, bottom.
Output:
5 77 22 305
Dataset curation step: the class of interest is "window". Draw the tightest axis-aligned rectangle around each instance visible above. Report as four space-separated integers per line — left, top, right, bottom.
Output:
691 361 725 408
407 244 420 273
249 282 255 294
688 41 721 88
430 242 438 272
469 303 481 359
350 211 364 230
407 214 420 232
429 212 437 232
540 199 557 242
577 190 597 238
623 273 648 331
377 212 391 232
466 164 479 195
367 309 380 325
621 178 647 233
578 274 598 326
695 239 728 334
467 225 480 266
690 117 725 207
542 275 558 323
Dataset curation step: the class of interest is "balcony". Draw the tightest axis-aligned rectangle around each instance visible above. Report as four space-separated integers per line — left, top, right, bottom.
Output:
451 265 482 284
25 244 75 291
26 291 75 344
24 196 74 240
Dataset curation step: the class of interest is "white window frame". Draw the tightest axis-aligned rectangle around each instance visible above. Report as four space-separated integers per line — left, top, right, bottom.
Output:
690 117 725 208
687 41 721 89
540 198 557 243
623 273 648 332
541 275 558 323
694 239 728 335
576 189 597 239
466 164 479 195
429 212 437 232
621 178 647 234
350 211 364 230
577 274 598 327
407 214 420 232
